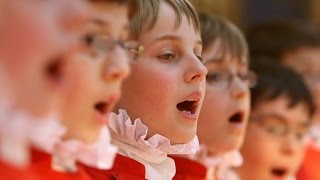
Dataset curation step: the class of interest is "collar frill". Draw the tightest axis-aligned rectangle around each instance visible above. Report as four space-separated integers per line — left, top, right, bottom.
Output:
0 100 65 168
0 101 117 172
108 109 199 180
52 126 117 173
187 145 243 180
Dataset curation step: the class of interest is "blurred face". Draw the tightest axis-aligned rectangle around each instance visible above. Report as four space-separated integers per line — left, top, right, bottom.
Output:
237 97 310 180
0 0 88 117
283 47 320 123
197 40 251 155
116 1 207 144
62 2 131 143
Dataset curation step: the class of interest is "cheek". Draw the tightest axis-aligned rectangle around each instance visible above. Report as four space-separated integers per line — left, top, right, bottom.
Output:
198 91 228 142
201 89 229 121
241 128 275 169
125 65 178 108
64 60 96 102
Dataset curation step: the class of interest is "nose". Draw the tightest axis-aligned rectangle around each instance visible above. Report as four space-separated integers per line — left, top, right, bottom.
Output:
184 56 208 83
103 46 130 81
230 76 249 99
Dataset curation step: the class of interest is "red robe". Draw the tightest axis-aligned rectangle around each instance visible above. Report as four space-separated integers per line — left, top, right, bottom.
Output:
172 156 208 180
82 154 146 180
0 159 37 180
296 144 320 180
27 148 93 180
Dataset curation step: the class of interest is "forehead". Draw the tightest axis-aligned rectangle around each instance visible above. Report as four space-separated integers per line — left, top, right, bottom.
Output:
283 47 320 73
139 1 201 45
88 2 128 32
253 96 310 125
203 39 248 65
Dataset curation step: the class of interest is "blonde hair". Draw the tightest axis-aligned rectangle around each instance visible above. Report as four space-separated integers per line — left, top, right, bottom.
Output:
199 12 249 63
129 0 200 40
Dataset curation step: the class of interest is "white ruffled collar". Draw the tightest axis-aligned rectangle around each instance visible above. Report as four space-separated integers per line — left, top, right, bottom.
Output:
186 145 243 180
108 109 199 179
52 126 117 172
109 109 199 162
0 107 65 168
0 104 117 171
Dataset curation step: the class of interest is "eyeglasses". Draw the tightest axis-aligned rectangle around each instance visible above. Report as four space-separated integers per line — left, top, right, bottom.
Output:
250 114 310 143
206 70 257 90
83 34 144 61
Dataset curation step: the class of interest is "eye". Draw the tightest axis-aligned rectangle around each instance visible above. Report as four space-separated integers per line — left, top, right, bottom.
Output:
157 52 177 62
265 124 285 136
196 55 203 62
238 70 257 88
82 34 99 58
206 72 225 83
295 128 308 141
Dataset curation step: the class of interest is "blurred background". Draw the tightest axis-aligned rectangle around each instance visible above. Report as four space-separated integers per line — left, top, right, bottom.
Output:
191 0 320 30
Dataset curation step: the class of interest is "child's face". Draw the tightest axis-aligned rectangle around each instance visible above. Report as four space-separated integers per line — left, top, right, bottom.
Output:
0 0 88 117
238 97 310 180
283 47 320 123
117 1 207 144
197 40 251 155
61 2 130 143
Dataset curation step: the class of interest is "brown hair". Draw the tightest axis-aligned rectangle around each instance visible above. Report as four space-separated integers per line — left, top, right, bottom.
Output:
199 12 249 62
129 0 200 40
246 20 320 61
89 0 137 19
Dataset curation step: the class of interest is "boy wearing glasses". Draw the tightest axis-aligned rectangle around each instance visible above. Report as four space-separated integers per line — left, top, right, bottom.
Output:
173 13 256 179
235 59 314 180
27 0 142 179
247 21 320 180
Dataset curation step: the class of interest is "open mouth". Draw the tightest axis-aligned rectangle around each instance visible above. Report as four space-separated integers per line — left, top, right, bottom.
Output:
45 56 64 84
176 100 198 114
228 112 244 124
271 168 287 178
94 101 110 115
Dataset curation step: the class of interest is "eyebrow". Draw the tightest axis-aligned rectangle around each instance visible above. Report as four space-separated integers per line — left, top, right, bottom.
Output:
204 57 224 64
153 34 202 46
254 113 310 127
91 18 110 27
204 57 248 66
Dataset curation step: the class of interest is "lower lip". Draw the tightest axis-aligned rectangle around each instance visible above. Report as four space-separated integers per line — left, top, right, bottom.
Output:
177 110 198 121
95 112 109 125
271 175 286 180
228 121 246 134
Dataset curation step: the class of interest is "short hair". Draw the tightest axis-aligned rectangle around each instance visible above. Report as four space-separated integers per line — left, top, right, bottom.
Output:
250 58 314 117
129 0 200 40
247 20 320 61
89 0 138 19
199 12 249 62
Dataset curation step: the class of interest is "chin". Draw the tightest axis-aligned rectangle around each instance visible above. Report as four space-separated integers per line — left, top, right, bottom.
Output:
170 131 196 145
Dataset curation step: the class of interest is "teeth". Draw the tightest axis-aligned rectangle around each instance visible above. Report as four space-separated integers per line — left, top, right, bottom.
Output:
182 110 192 114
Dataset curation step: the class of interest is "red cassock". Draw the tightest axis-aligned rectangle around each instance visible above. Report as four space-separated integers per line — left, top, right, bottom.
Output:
0 159 37 180
172 156 207 180
81 154 146 180
296 144 320 180
27 148 93 180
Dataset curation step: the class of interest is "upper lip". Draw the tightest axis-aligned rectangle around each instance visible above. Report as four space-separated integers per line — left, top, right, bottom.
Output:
183 91 202 102
176 91 203 114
